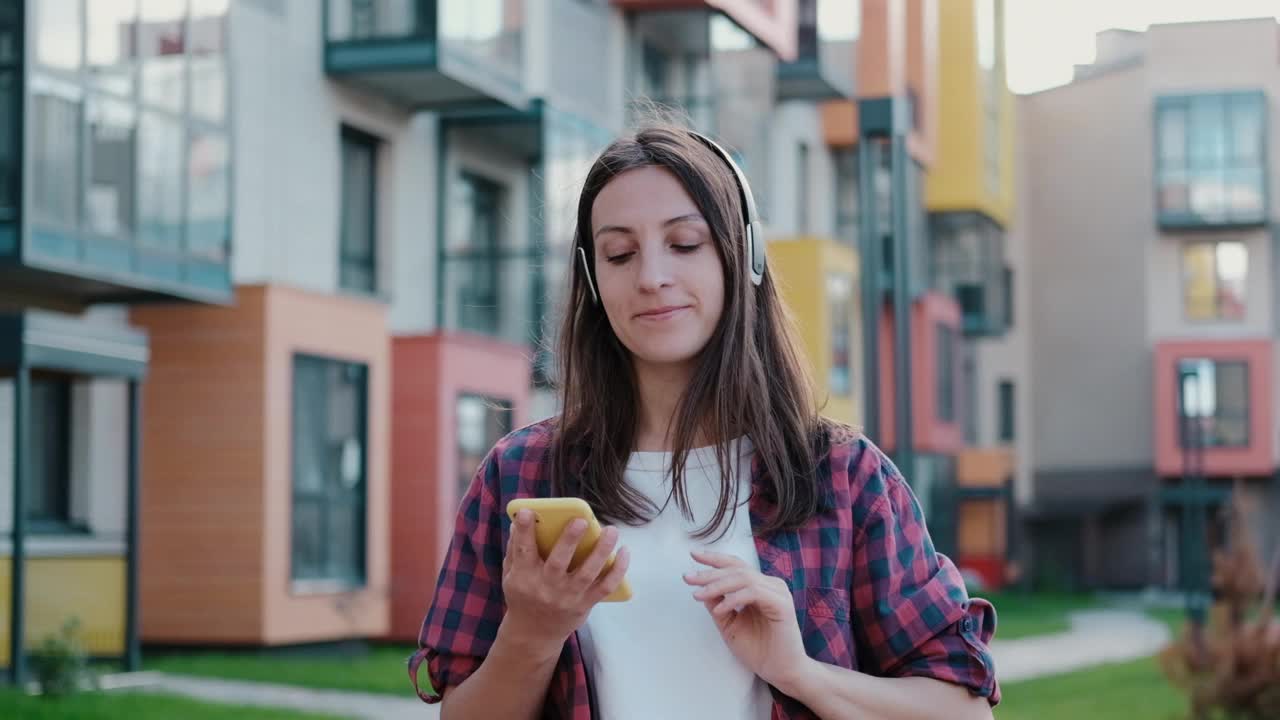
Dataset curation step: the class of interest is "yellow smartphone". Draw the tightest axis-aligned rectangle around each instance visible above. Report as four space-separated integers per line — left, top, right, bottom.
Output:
505 497 632 602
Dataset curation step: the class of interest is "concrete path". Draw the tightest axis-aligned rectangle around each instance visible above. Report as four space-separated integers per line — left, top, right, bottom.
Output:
104 671 438 720
990 608 1173 683
95 610 1170 716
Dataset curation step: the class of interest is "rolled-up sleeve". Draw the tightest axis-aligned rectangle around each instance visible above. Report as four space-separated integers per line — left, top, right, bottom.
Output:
408 450 507 704
849 450 1001 705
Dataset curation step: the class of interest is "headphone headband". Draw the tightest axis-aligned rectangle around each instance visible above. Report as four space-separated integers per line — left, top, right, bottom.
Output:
577 129 766 305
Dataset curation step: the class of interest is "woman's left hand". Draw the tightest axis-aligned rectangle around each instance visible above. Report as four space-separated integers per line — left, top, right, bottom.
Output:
683 550 811 691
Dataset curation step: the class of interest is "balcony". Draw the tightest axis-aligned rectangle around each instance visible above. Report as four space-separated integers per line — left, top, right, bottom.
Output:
929 211 1008 337
613 0 798 59
0 219 232 308
324 0 528 111
776 0 855 101
1155 91 1268 230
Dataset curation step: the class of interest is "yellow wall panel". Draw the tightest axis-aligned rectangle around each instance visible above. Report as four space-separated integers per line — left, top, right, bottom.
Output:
925 0 1015 226
0 555 127 666
769 237 862 427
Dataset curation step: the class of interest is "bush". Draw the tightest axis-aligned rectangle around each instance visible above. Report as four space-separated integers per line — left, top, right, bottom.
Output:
1159 492 1280 720
32 617 94 698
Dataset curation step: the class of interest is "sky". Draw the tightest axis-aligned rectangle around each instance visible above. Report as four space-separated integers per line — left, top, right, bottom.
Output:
1005 0 1280 93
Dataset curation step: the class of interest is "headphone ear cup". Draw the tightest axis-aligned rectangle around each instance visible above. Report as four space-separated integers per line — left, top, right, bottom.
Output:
747 221 765 286
577 246 600 304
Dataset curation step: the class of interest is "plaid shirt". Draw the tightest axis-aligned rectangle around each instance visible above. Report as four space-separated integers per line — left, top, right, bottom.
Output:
408 419 1000 718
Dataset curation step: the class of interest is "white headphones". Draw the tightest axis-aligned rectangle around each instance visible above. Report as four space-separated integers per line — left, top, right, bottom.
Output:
577 130 766 304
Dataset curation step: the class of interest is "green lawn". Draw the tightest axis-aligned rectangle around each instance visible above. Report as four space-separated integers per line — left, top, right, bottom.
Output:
981 592 1099 641
996 656 1187 720
0 688 340 719
143 644 420 697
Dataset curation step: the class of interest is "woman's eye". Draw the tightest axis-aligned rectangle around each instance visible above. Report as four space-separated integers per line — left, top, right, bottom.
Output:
605 252 634 265
672 243 702 254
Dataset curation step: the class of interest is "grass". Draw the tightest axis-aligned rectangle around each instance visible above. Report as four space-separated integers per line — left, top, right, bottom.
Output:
980 591 1099 641
996 655 1187 720
0 687 340 719
143 643 420 697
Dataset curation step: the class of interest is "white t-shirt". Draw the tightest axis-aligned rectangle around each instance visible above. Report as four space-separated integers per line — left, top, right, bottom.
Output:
578 438 775 720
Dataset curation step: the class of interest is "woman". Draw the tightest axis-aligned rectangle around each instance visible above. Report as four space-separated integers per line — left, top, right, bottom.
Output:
408 124 999 720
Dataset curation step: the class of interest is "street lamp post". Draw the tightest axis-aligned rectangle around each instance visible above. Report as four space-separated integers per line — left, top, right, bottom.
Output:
1179 367 1209 626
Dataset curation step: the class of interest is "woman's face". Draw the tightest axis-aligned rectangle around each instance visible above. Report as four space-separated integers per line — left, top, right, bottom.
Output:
590 165 726 374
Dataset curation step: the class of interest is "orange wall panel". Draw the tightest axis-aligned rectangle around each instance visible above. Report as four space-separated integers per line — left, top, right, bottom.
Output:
261 285 391 644
132 288 270 644
877 292 962 456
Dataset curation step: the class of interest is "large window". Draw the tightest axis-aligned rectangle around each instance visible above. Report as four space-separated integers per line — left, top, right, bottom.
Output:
0 2 19 227
456 395 513 497
1157 92 1267 227
26 0 231 271
827 273 854 396
1177 358 1248 449
1182 241 1246 322
930 212 1007 335
339 127 379 294
936 323 956 423
447 172 505 335
28 376 72 531
292 355 368 585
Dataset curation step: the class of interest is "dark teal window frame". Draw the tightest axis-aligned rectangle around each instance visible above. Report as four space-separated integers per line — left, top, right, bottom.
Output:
290 354 369 588
1176 358 1250 450
1155 91 1268 229
339 125 379 295
997 379 1015 443
27 374 76 534
936 323 956 423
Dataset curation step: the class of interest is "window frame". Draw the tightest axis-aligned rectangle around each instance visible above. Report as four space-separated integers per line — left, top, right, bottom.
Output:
1155 91 1268 229
290 353 370 589
1176 358 1250 450
338 124 380 295
997 379 1015 444
1180 240 1247 323
27 374 79 535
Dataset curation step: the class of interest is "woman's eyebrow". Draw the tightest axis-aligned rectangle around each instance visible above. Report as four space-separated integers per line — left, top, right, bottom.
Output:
594 213 706 239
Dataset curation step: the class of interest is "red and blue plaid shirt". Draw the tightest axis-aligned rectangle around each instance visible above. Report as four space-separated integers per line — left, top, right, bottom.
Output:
408 419 1000 718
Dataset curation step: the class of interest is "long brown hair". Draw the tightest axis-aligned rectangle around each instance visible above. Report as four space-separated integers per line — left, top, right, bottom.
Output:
551 123 823 538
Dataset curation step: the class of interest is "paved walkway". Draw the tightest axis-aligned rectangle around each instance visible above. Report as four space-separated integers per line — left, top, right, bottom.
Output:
99 610 1170 717
106 671 437 720
990 608 1173 683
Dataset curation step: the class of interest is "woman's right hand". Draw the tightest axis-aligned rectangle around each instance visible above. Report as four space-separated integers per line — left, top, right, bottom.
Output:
499 509 630 660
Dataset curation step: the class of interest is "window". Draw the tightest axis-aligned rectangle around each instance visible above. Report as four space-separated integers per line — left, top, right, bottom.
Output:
797 141 810 234
37 0 82 73
1002 265 1014 328
339 127 378 293
138 111 183 248
87 0 137 96
32 86 83 227
187 128 230 259
448 173 504 335
936 323 956 423
930 212 1006 335
827 273 854 396
87 97 137 239
292 355 368 585
1157 92 1266 227
834 148 858 247
456 395 513 497
139 0 187 114
997 380 1015 443
28 376 72 530
1182 241 1246 321
1177 359 1248 449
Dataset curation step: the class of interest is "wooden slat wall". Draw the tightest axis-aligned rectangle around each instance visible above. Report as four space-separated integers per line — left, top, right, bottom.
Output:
132 287 270 644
